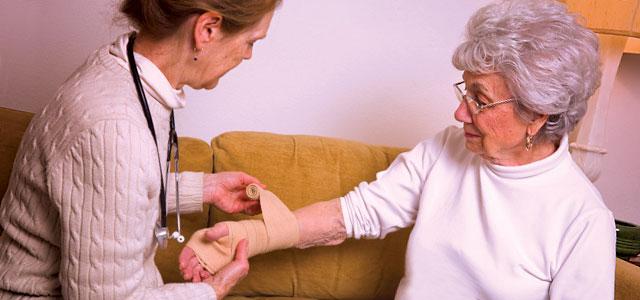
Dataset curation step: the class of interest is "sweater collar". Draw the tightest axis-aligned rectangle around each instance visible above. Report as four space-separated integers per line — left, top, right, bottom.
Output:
108 32 186 109
484 134 570 179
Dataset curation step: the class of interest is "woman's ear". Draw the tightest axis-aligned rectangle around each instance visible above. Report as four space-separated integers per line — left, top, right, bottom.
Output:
527 114 549 136
193 11 223 49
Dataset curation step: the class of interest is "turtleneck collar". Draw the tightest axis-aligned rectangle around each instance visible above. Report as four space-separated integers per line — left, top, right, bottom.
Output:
108 32 186 110
484 134 570 179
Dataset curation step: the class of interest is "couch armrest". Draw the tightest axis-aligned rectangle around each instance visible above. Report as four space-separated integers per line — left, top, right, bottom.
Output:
615 258 640 300
0 107 34 202
0 106 35 233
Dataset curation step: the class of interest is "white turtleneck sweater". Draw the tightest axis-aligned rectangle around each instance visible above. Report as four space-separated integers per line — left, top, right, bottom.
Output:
0 34 216 299
341 126 616 300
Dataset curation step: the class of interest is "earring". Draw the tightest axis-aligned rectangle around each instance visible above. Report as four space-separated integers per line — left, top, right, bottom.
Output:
193 47 201 61
525 134 534 151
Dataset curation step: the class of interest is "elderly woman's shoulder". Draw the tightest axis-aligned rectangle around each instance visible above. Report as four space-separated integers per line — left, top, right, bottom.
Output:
414 126 465 149
403 126 468 162
552 159 612 218
416 126 467 157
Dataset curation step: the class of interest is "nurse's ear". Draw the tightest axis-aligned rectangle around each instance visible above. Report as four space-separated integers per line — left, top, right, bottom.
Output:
193 11 223 49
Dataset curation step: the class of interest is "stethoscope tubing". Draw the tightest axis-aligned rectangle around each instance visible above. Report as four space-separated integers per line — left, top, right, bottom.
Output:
126 32 183 247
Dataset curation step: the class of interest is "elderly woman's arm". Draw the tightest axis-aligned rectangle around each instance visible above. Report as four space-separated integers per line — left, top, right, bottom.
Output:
288 135 441 248
298 128 450 245
293 198 347 248
287 130 445 246
333 128 453 240
181 129 453 280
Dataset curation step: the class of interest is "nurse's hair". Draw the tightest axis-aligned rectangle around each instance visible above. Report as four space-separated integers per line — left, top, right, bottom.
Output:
120 0 281 39
452 0 601 144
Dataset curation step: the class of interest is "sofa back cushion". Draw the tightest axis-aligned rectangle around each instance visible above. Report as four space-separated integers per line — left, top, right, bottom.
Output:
211 131 410 299
0 107 35 205
154 137 215 282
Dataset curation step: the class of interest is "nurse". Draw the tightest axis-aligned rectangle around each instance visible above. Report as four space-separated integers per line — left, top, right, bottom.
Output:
0 0 280 299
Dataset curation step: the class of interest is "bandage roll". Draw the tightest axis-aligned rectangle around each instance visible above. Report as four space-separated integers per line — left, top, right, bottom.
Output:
246 183 260 200
186 185 299 273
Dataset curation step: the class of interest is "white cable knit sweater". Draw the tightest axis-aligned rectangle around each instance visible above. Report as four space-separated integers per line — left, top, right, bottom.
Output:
0 34 216 299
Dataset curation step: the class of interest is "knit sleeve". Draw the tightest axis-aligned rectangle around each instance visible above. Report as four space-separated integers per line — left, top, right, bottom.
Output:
549 210 616 300
166 172 205 215
48 120 216 300
340 127 452 239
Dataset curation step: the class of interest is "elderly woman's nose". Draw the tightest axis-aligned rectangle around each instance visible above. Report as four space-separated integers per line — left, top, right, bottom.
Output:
454 101 472 123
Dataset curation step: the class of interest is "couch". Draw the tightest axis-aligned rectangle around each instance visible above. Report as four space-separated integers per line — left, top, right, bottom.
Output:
1 106 639 299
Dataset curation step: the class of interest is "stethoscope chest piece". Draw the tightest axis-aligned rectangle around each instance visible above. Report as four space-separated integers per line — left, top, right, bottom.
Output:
155 226 169 249
155 225 185 249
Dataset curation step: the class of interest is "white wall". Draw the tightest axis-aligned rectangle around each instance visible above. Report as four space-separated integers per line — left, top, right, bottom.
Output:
1 0 488 146
0 0 124 113
181 0 493 147
1 1 638 223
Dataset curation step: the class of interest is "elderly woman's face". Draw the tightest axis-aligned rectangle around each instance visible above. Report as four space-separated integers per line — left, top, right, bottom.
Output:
454 72 530 164
197 11 274 89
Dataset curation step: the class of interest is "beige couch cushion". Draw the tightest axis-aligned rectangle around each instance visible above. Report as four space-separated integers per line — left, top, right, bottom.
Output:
615 259 640 300
210 131 410 299
0 107 34 203
0 107 34 234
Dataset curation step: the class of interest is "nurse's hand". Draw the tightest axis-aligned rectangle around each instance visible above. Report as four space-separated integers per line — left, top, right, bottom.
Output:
179 222 231 282
204 239 250 299
203 172 265 215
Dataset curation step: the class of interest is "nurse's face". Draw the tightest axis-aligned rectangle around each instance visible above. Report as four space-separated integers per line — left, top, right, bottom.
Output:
192 11 274 90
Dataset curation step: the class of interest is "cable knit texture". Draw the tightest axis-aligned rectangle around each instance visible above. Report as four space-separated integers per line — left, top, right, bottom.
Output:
0 34 215 299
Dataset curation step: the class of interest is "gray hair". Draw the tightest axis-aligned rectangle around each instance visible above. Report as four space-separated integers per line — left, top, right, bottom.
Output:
452 0 601 143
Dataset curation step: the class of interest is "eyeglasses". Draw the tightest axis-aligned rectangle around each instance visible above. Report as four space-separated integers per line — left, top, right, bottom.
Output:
454 81 516 115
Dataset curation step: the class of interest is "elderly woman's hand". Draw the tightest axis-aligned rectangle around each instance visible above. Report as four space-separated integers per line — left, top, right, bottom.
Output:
179 224 249 298
203 172 265 215
179 223 231 281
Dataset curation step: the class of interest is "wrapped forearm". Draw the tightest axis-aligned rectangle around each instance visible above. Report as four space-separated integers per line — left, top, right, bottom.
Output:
186 185 299 273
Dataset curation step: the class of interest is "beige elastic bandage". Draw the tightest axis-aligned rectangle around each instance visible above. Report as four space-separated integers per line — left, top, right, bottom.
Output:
186 184 300 273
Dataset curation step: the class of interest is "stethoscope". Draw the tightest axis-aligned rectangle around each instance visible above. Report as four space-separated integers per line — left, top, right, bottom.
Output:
126 32 185 248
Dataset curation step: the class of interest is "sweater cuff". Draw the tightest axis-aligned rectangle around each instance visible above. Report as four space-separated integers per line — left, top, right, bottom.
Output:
164 282 216 300
194 282 217 300
168 172 204 214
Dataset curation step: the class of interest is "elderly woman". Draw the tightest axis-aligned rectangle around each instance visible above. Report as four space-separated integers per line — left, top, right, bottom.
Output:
181 0 616 299
0 0 281 299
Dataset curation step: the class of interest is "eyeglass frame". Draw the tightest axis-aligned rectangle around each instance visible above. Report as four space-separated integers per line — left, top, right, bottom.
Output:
453 80 516 115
